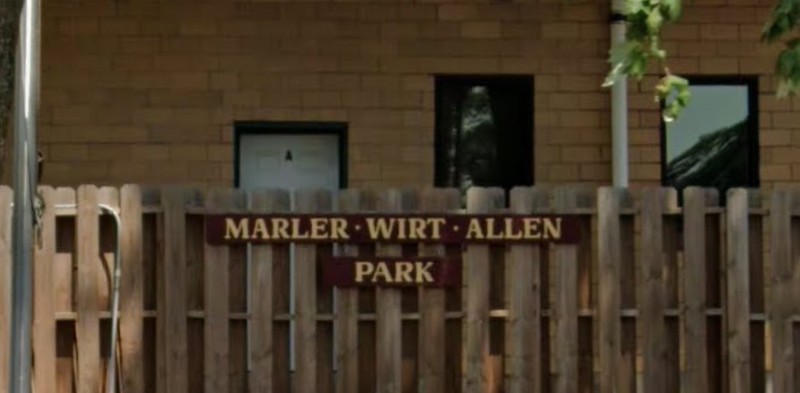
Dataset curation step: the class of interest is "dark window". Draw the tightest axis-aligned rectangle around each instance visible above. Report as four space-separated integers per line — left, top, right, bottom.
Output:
434 75 534 196
661 76 759 199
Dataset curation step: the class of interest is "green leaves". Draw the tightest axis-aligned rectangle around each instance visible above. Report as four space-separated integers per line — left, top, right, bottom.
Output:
775 39 800 97
656 75 691 123
762 0 800 43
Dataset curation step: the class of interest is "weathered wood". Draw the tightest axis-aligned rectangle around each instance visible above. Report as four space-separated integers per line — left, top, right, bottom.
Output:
119 185 145 393
726 189 750 393
203 190 232 393
335 190 372 393
294 190 331 393
249 189 290 393
505 187 545 393
376 189 416 393
158 188 188 393
54 188 77 393
597 187 622 393
682 187 712 393
747 193 765 393
419 188 460 393
552 187 579 393
0 186 12 390
640 188 667 393
575 187 595 393
76 185 101 393
462 187 503 393
769 189 794 393
33 187 57 393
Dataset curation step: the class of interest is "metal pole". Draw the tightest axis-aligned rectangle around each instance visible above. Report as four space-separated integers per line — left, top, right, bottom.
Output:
610 0 629 188
9 0 40 390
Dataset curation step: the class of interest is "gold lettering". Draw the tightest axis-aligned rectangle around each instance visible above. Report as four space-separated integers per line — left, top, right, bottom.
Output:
543 218 562 239
224 218 249 240
415 261 435 283
466 219 485 239
330 218 349 240
504 218 522 240
409 218 426 240
395 262 414 282
291 218 309 239
355 262 374 283
485 218 503 240
273 218 290 239
397 219 407 240
310 218 328 239
252 218 269 240
366 218 395 240
426 218 446 239
523 218 541 239
373 262 393 283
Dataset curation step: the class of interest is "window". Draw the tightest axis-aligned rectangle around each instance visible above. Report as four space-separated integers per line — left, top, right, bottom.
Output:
661 76 759 197
434 75 534 196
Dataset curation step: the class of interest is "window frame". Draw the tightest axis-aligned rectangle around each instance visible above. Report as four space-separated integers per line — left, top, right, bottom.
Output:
659 75 760 191
433 74 535 191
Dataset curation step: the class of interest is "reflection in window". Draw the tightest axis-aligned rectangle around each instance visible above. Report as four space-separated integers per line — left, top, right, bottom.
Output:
435 76 533 198
662 78 759 196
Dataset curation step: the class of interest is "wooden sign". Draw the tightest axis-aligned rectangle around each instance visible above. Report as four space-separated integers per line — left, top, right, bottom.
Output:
205 214 580 244
321 257 460 288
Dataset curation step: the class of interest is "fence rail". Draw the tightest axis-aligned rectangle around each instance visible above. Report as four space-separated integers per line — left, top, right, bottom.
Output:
0 184 799 393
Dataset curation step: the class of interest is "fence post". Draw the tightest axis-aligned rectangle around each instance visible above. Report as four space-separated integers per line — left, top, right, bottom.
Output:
640 187 668 393
119 185 144 393
769 189 795 393
553 187 580 393
76 186 102 393
726 188 750 393
32 187 56 393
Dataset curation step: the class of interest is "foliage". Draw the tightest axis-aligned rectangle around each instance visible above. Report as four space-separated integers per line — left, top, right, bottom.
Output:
605 0 800 120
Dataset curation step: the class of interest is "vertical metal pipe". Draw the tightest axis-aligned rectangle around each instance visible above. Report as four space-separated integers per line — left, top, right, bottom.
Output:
611 0 629 188
8 0 40 391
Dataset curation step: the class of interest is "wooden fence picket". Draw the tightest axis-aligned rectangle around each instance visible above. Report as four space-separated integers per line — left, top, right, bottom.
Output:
553 187 579 393
682 187 712 393
76 186 102 393
33 186 56 393
158 188 189 393
462 187 503 393
640 188 667 393
598 187 622 393
249 189 290 393
419 188 460 393
769 189 794 393
726 188 751 393
0 186 12 391
119 185 145 393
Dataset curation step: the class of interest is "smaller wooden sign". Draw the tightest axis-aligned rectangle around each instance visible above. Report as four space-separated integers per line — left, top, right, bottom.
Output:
322 257 460 288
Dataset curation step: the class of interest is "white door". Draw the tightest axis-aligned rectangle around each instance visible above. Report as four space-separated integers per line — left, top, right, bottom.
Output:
238 133 340 191
238 131 342 373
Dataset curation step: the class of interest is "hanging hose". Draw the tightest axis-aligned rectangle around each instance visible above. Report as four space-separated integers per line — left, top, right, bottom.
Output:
99 204 122 393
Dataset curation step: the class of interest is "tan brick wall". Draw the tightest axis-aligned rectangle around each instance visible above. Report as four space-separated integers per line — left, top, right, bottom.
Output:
23 0 800 189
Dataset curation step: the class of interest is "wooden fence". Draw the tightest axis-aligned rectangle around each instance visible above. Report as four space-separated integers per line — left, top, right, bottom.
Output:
0 184 799 393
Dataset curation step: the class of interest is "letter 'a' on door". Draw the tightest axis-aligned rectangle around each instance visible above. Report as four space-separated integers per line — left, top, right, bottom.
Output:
234 121 348 191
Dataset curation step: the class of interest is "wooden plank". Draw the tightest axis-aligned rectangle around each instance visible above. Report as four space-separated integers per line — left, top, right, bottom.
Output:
376 189 416 393
335 190 371 393
54 188 76 393
769 189 794 393
552 187 580 393
574 187 594 393
33 187 57 393
203 190 231 393
0 186 12 391
97 186 119 392
726 188 750 393
419 188 460 393
294 189 332 393
748 193 765 393
662 190 681 393
157 188 189 393
463 187 503 393
249 189 290 393
597 187 622 393
119 185 145 393
505 187 545 393
76 185 101 393
640 188 667 393
682 187 711 393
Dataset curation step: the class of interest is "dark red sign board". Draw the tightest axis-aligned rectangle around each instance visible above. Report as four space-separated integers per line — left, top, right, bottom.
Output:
321 257 460 288
205 214 580 244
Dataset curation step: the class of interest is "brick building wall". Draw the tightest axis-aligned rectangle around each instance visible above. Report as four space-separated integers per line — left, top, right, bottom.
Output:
16 0 799 188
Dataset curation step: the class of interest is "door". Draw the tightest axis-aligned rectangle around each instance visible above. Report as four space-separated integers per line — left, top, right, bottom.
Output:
235 122 347 373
